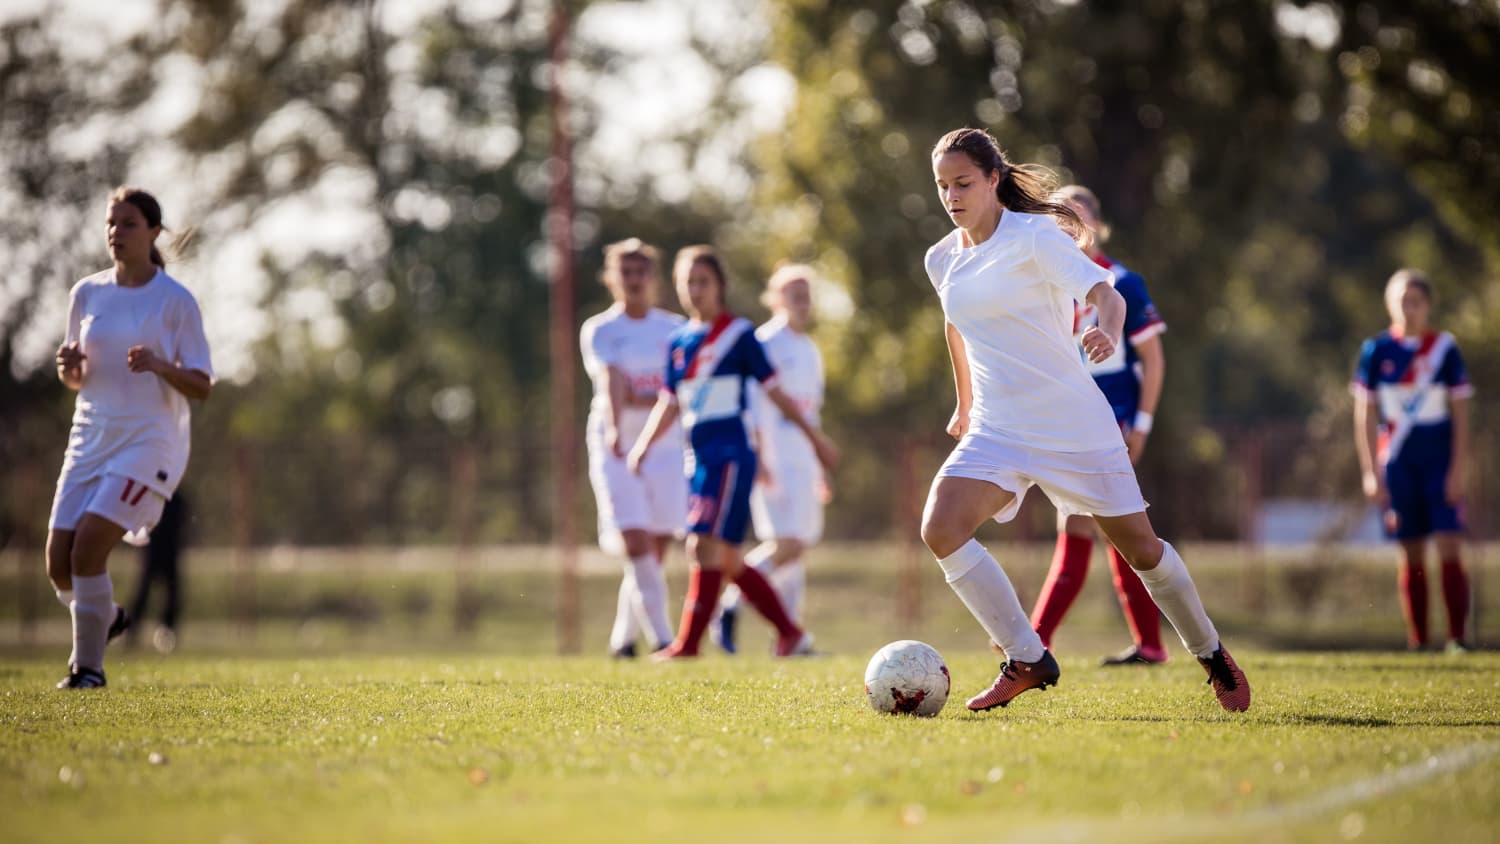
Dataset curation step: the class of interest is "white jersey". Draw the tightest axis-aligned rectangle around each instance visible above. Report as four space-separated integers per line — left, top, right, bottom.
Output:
61 268 214 497
751 315 824 470
924 211 1122 452
579 304 685 451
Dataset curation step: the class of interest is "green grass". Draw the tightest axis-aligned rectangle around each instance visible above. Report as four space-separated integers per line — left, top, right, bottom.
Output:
4 650 1498 843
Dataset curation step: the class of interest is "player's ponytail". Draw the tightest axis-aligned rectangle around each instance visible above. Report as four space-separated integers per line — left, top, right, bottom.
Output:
111 185 196 269
931 128 1091 249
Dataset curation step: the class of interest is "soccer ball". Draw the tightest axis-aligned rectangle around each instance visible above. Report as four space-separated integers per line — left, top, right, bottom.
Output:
864 640 950 717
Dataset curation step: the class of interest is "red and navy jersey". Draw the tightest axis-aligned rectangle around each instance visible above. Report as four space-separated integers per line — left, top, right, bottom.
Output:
1073 254 1165 421
663 313 779 463
1351 330 1473 465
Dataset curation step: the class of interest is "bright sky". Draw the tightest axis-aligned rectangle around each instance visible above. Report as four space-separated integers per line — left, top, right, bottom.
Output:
5 0 793 383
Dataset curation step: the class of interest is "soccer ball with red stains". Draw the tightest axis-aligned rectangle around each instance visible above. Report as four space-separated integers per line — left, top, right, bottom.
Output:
864 640 950 717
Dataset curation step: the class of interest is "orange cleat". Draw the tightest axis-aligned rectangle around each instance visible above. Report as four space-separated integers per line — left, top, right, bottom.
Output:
966 650 1060 711
1198 645 1251 712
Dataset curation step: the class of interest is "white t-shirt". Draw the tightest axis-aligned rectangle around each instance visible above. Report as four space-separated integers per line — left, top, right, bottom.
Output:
579 304 685 451
751 315 824 471
924 211 1122 452
62 268 214 496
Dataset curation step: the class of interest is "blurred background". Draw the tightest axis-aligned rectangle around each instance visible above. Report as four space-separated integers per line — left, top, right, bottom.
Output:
1 0 1496 652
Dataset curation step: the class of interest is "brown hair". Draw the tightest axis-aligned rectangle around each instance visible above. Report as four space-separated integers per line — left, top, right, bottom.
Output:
600 237 661 295
1054 184 1111 244
673 245 728 291
1385 268 1433 304
931 128 1090 248
110 185 195 268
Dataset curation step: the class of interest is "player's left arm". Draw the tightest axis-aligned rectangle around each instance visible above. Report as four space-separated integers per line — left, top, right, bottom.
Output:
131 294 214 401
1127 335 1164 463
1080 281 1124 363
1447 394 1469 504
128 351 213 401
764 384 838 471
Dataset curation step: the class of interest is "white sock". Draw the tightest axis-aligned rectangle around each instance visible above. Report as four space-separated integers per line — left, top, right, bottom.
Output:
720 545 774 612
938 540 1044 663
609 570 639 652
70 573 114 672
1133 541 1219 659
628 553 674 648
55 588 73 609
770 560 805 623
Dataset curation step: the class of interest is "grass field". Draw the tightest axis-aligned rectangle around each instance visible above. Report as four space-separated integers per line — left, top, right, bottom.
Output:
3 649 1498 844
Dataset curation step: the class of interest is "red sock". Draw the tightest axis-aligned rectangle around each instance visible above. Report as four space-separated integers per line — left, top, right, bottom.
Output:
1031 533 1092 647
1399 557 1429 649
734 565 800 638
1108 545 1165 658
671 567 724 655
1440 557 1470 643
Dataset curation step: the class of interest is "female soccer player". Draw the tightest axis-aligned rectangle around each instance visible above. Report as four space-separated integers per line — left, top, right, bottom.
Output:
1028 185 1170 667
580 238 684 657
628 246 838 660
920 128 1249 712
716 264 829 653
1352 269 1473 652
48 186 213 689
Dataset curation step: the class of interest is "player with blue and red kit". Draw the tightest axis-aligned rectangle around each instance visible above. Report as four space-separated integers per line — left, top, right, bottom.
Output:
1353 268 1473 652
628 245 838 660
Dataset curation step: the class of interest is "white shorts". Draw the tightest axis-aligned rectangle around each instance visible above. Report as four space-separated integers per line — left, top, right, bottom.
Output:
49 472 167 546
589 444 687 554
751 465 823 543
936 433 1147 524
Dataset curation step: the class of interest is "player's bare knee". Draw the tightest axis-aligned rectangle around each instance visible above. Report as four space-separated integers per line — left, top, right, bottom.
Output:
773 539 805 564
46 535 72 591
621 529 652 558
920 516 966 560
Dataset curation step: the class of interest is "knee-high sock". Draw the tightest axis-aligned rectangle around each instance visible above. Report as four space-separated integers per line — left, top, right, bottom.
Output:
938 540 1044 664
733 565 800 638
1133 542 1219 660
1440 556 1470 643
1030 533 1092 647
1399 549 1429 648
609 570 640 652
629 553 674 648
1108 545 1165 657
719 545 773 612
71 573 114 672
672 567 724 655
770 560 806 623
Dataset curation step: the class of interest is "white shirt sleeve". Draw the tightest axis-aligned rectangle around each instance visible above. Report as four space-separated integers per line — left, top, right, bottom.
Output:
171 291 215 378
65 282 85 346
1033 219 1111 302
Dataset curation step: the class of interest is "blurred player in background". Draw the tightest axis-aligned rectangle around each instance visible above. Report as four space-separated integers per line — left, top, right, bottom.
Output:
1352 269 1473 653
580 239 684 658
716 264 829 654
629 246 838 660
47 186 213 689
920 128 1249 713
1028 185 1170 667
127 490 189 654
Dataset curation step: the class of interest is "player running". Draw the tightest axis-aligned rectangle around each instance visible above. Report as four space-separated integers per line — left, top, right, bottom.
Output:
716 264 829 653
580 238 684 658
47 186 213 689
628 246 838 660
920 128 1249 712
1352 269 1473 652
1027 185 1170 667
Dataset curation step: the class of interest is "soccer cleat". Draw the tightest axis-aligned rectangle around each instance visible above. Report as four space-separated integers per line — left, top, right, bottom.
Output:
1198 645 1251 712
1445 640 1473 656
966 649 1060 711
610 642 638 660
713 607 739 655
152 625 178 655
650 643 700 661
56 667 107 690
107 606 131 643
1099 645 1168 667
774 630 815 658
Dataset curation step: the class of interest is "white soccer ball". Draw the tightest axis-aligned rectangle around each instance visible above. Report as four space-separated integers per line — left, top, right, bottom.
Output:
864 640 950 717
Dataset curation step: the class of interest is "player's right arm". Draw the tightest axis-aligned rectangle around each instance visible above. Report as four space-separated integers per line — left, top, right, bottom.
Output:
945 321 972 439
601 365 632 457
1353 394 1386 507
626 393 679 475
56 285 85 391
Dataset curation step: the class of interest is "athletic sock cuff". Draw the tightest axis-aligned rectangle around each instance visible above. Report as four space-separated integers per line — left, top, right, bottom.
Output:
937 539 989 583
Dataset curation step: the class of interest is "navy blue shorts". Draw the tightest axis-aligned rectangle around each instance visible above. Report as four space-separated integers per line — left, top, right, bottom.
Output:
686 452 757 545
1385 458 1463 540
